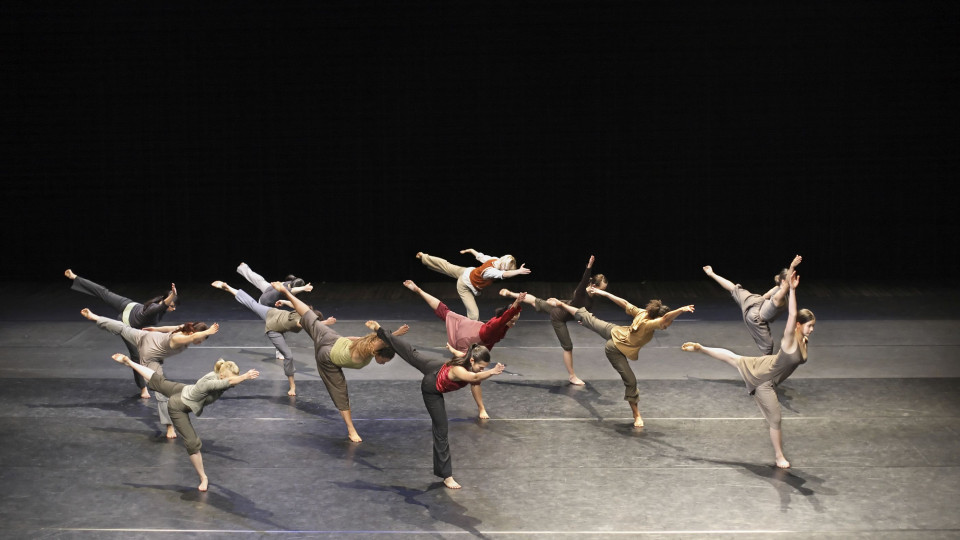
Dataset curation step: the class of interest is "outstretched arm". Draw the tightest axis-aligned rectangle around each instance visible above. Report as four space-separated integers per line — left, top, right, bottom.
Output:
501 264 531 278
657 305 695 330
227 369 260 386
291 283 313 295
450 363 505 384
170 323 219 346
588 288 629 310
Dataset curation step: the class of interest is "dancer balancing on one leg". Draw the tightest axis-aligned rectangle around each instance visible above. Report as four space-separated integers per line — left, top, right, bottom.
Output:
65 269 178 398
681 269 813 469
500 255 608 386
211 280 335 397
402 279 518 419
110 353 259 491
703 255 802 355
271 281 406 442
236 261 313 308
402 279 524 352
366 320 504 489
81 308 219 439
416 248 531 320
552 290 694 427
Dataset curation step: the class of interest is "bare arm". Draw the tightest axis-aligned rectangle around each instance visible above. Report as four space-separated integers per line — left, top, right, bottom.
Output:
450 363 505 384
227 369 260 386
470 384 489 419
460 248 479 258
501 264 531 278
657 305 695 329
170 323 219 346
590 288 629 310
291 283 313 294
780 271 800 352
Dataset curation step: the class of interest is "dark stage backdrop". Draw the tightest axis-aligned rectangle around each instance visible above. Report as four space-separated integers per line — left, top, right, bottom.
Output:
3 1 957 284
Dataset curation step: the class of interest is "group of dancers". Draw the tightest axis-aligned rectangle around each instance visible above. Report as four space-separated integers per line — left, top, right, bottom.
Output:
66 249 813 491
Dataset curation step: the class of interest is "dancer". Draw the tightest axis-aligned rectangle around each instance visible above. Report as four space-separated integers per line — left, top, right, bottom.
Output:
416 248 531 320
682 270 811 468
500 255 608 385
703 255 802 354
81 308 219 439
402 280 524 353
236 262 313 307
110 353 258 491
271 281 405 442
65 269 177 398
211 280 335 396
366 320 504 489
553 290 694 427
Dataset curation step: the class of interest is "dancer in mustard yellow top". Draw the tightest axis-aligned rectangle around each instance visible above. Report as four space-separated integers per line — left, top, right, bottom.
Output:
552 290 694 428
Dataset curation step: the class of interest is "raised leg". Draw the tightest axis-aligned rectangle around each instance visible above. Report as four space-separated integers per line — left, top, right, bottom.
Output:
703 266 736 292
404 280 442 311
681 342 741 369
236 262 272 293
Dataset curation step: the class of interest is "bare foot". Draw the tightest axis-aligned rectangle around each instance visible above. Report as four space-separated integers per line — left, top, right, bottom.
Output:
415 252 423 259
166 426 177 439
394 324 410 336
287 387 296 397
775 456 791 469
403 279 419 292
478 409 490 420
80 308 97 321
499 288 513 297
365 320 380 331
110 353 129 366
703 265 714 276
347 432 362 443
568 375 585 386
681 342 702 352
443 476 462 489
633 415 644 428
140 388 151 399
198 475 209 492
65 269 77 280
322 316 337 325
211 280 227 290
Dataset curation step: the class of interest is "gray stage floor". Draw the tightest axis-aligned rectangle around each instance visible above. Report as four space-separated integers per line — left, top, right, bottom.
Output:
1 279 959 539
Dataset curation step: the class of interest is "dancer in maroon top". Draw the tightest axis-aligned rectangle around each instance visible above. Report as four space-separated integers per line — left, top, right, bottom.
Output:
366 320 504 489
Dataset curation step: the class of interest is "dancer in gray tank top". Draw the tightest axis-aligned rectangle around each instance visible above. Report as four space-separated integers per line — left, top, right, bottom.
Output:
682 270 815 469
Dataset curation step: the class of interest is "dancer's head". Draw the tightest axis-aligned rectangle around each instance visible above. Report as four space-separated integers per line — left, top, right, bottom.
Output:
496 255 517 271
285 275 306 288
176 322 210 344
447 343 492 372
795 309 816 338
644 299 670 318
351 334 396 364
588 274 609 294
494 304 522 327
775 268 790 284
214 358 240 379
144 293 177 312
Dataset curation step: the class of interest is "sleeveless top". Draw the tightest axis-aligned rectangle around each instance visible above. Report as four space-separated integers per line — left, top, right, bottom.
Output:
435 364 469 393
737 341 807 394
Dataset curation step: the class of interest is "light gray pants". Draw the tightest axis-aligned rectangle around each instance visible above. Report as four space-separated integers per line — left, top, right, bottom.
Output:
419 253 481 320
98 318 172 425
236 290 295 376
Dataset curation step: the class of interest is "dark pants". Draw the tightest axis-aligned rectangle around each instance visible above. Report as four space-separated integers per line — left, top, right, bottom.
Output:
72 276 147 389
379 328 453 478
148 373 202 454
